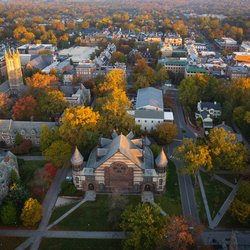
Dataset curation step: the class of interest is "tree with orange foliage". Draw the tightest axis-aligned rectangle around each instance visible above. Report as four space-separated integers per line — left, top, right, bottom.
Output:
12 96 36 121
26 73 56 89
164 216 202 250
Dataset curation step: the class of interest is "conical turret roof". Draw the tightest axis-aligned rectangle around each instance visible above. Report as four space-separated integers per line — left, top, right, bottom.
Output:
155 148 168 168
71 146 84 166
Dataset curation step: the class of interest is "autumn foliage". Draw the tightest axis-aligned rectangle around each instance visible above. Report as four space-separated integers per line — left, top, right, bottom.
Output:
12 96 36 121
11 139 32 155
21 198 42 226
26 73 56 89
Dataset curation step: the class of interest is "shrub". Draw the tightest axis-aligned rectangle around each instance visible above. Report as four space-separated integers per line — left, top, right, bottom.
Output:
5 183 29 211
0 202 17 225
21 198 42 226
11 139 32 155
61 180 77 196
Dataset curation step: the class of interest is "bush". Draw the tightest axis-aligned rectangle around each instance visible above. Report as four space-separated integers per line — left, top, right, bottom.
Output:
11 139 32 155
0 202 17 225
61 180 77 196
21 198 42 227
15 133 24 145
5 183 29 211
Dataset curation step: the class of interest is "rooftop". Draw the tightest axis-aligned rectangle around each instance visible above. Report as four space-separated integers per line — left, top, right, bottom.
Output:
136 87 163 111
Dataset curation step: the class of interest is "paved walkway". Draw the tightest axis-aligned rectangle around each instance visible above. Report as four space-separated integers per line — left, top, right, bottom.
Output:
17 156 45 160
197 172 213 227
213 174 235 189
48 191 96 230
0 230 126 239
141 191 167 216
16 167 69 250
210 181 241 229
198 171 241 229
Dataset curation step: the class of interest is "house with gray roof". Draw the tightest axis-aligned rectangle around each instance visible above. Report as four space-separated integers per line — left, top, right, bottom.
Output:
71 133 168 193
196 100 222 129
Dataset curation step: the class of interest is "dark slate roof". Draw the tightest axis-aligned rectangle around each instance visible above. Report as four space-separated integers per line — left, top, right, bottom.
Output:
200 110 210 120
200 101 221 110
86 134 154 170
135 110 164 119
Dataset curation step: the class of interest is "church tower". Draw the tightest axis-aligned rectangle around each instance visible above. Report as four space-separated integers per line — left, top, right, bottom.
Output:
155 148 168 191
5 49 23 92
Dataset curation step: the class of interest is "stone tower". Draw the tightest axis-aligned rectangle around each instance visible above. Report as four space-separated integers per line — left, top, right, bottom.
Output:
5 49 23 91
155 148 168 191
71 146 84 189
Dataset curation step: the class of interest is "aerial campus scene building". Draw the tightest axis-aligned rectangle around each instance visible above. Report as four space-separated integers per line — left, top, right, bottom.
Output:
0 0 250 249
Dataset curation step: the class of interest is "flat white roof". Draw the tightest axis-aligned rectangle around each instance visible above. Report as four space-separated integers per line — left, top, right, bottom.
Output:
164 111 174 121
58 46 97 63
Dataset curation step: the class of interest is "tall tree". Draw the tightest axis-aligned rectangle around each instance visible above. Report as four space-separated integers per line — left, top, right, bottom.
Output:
12 96 36 121
208 128 247 172
121 203 167 250
175 139 212 184
164 216 203 250
0 92 12 118
44 140 72 168
39 125 61 152
59 106 100 146
154 123 177 145
26 73 56 89
36 90 68 119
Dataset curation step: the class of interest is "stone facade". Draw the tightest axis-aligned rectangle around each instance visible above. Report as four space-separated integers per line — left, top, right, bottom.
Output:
0 119 56 146
71 133 168 193
0 151 19 204
5 49 23 92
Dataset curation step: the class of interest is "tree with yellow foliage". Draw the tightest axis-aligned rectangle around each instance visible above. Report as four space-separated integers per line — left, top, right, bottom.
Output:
59 106 100 146
97 69 127 96
208 128 247 173
26 73 56 89
21 198 42 227
97 87 135 136
175 138 212 185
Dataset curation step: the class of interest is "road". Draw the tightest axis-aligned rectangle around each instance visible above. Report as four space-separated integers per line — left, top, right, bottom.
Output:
166 88 200 226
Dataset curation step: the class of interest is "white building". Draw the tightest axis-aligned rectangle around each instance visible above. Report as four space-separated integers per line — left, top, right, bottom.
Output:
240 41 250 52
195 101 222 129
131 87 174 131
58 46 97 64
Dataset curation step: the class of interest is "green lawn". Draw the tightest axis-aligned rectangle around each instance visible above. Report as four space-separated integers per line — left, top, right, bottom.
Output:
217 174 240 184
155 161 182 215
39 239 123 250
50 195 141 231
194 185 208 225
0 237 26 250
200 171 232 219
18 160 47 184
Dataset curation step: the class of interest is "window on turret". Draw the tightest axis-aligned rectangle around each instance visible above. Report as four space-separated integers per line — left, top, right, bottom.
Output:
159 179 163 185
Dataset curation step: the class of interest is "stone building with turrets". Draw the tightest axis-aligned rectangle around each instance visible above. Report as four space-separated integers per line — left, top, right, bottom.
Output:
5 49 23 93
71 132 168 193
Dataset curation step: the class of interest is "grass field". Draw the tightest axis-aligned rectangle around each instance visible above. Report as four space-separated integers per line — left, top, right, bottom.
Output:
200 171 232 219
0 237 26 250
155 161 182 216
50 195 141 231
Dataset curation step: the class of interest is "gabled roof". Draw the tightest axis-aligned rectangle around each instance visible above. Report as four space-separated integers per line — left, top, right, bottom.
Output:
86 134 154 170
136 87 163 111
